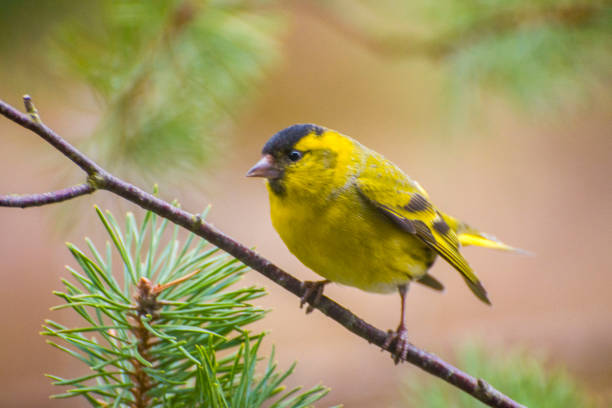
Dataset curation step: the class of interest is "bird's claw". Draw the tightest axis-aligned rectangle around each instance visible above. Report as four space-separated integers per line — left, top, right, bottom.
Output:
383 325 410 364
300 280 329 314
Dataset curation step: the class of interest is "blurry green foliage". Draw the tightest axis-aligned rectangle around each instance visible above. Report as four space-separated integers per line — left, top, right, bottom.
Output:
327 0 611 113
52 0 283 178
0 1 74 65
2 0 608 174
441 1 611 113
402 343 596 408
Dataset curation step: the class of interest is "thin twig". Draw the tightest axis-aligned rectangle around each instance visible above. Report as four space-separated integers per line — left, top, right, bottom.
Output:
3 95 105 175
0 96 525 408
0 183 94 208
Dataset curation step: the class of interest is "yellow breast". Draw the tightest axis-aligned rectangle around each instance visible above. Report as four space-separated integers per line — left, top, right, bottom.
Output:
268 183 431 293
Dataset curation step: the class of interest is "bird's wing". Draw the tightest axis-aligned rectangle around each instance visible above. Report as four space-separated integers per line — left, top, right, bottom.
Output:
355 154 490 304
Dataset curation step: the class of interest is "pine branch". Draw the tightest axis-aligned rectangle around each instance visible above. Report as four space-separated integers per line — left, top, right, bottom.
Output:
130 277 159 408
0 96 525 408
43 206 325 406
299 2 607 59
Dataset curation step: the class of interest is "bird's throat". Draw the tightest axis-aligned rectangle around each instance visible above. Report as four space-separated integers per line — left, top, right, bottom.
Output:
267 178 286 196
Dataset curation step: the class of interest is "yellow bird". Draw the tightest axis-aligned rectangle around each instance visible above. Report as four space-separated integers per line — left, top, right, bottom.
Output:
247 124 519 362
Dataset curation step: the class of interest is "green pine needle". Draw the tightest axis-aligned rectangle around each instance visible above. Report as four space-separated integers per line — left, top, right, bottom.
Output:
43 204 331 407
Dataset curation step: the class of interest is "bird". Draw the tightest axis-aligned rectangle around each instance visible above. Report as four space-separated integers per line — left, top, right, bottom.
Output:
247 123 520 363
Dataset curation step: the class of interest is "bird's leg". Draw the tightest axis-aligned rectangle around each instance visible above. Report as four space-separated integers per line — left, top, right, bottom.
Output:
300 280 331 314
383 283 410 364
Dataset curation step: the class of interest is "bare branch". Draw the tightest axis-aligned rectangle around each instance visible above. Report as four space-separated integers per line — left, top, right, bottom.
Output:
0 95 104 175
0 96 525 408
0 183 95 208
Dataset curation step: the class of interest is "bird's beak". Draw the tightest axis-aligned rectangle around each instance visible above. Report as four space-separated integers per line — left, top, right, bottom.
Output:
246 154 281 179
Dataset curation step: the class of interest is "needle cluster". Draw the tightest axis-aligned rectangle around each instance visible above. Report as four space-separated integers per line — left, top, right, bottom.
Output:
42 206 330 407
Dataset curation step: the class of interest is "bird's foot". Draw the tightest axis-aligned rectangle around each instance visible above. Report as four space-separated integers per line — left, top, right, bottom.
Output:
383 325 410 364
300 280 330 314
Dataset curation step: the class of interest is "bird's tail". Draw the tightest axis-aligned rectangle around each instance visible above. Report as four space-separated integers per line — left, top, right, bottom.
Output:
443 214 528 254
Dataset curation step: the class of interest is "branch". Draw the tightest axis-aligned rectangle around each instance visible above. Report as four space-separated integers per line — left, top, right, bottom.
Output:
0 183 94 208
0 96 525 408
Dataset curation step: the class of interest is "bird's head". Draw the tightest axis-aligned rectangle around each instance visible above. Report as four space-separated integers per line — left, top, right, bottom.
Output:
247 124 358 198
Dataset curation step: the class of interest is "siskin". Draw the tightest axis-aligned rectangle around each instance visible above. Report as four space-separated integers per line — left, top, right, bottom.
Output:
247 124 520 362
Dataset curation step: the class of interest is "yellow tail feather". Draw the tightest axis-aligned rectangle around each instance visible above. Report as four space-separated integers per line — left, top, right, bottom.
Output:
458 232 517 251
442 213 528 254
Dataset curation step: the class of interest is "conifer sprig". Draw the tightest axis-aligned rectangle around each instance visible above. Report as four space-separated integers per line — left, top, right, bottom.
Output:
42 206 330 407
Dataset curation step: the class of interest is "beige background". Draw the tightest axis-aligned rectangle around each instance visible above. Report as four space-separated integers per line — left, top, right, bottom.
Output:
1 7 611 407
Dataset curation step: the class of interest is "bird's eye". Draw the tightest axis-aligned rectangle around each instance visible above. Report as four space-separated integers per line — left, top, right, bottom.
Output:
288 150 302 162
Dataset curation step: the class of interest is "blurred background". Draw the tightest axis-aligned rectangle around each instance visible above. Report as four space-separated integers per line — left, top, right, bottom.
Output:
0 0 610 406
